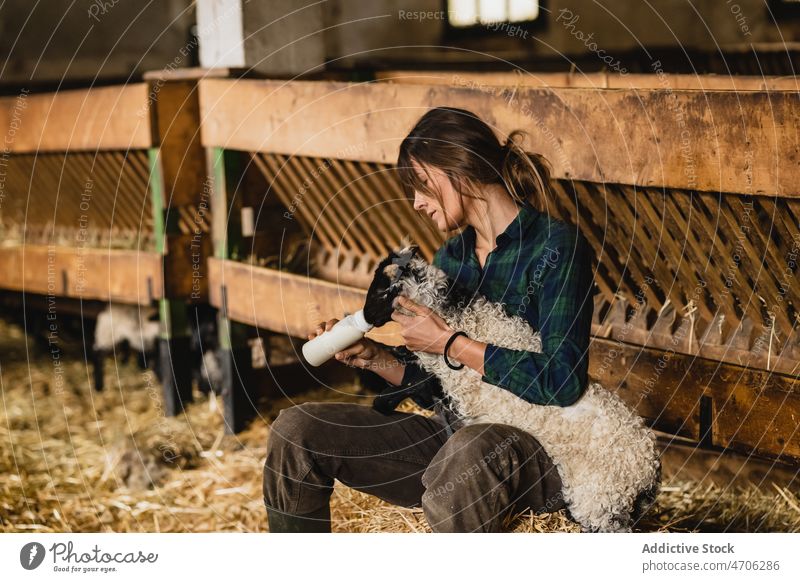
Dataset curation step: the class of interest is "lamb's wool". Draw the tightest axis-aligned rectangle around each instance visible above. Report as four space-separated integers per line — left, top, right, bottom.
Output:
389 247 661 532
94 304 160 354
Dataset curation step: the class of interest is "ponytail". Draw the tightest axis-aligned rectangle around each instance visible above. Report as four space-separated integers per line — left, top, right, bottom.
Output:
500 130 553 211
397 107 554 218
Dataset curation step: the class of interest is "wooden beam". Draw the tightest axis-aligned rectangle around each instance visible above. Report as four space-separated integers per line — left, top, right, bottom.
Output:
150 80 206 208
206 258 403 346
590 337 800 465
0 84 154 153
163 232 212 301
656 432 800 490
0 245 162 305
375 70 800 92
209 149 256 434
199 78 800 197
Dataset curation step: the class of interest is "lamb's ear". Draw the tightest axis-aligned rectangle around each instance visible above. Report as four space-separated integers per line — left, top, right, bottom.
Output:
391 243 419 265
398 234 413 249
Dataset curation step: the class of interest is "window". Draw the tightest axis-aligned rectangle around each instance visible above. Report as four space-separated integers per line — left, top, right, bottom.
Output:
448 0 540 27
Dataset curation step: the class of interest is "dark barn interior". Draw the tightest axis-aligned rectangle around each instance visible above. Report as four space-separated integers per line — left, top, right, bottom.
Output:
0 0 799 533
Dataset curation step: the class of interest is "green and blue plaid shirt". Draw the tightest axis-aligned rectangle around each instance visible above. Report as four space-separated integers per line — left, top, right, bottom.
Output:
389 199 597 410
434 199 596 406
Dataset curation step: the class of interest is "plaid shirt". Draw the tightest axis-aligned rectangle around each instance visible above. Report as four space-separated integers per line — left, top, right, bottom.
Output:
380 199 597 414
437 199 596 406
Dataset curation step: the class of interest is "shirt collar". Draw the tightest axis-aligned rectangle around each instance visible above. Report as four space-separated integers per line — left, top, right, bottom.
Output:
497 198 539 243
456 199 539 254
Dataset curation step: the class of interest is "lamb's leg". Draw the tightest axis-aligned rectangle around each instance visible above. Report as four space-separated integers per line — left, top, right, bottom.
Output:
92 349 107 391
136 349 148 370
119 339 131 365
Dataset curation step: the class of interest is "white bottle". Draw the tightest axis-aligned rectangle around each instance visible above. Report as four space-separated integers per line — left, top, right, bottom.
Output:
301 309 374 367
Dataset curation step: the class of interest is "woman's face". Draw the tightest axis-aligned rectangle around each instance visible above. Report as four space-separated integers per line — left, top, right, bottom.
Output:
410 159 464 232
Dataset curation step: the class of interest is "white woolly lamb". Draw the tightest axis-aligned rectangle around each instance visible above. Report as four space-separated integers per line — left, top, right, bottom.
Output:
376 245 661 533
93 303 160 354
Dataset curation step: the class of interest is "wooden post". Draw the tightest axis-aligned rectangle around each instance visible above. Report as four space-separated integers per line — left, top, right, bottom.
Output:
210 147 256 433
149 147 194 415
144 75 214 416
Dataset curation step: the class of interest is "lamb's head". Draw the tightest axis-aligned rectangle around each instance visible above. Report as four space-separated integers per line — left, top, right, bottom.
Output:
363 244 422 326
363 243 449 326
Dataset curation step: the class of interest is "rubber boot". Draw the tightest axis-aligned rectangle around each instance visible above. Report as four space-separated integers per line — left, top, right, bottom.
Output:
266 504 331 533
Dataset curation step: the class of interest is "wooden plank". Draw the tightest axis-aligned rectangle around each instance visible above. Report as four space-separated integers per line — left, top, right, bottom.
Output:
199 78 800 197
0 84 153 152
142 67 246 82
375 70 800 91
150 80 206 207
656 433 800 490
590 337 800 465
0 245 162 305
206 258 403 345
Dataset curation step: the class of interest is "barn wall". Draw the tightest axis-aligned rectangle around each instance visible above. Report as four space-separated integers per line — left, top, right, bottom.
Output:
2 0 797 85
320 0 796 68
193 0 799 75
0 0 196 87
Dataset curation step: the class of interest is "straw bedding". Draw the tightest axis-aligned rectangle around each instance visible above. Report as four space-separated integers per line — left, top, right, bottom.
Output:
1 318 798 533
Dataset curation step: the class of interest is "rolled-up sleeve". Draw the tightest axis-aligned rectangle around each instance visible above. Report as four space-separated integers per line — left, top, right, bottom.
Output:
481 229 595 407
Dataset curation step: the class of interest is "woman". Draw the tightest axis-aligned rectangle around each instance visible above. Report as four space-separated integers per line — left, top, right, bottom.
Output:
263 107 596 533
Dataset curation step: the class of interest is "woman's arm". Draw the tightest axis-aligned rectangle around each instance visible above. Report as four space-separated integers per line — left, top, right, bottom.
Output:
368 341 446 413
389 298 492 385
334 334 445 413
314 316 407 387
326 330 406 385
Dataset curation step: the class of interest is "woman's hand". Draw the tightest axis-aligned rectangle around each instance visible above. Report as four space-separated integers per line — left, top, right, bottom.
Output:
333 337 390 370
307 318 341 340
307 319 404 382
391 296 453 354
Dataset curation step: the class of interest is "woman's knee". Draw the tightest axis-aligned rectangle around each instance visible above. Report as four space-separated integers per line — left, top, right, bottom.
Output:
419 424 521 532
268 402 330 450
421 424 518 490
419 424 544 532
436 423 521 462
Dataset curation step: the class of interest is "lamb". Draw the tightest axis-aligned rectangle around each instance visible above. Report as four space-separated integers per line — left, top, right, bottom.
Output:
92 303 161 390
93 303 160 355
365 244 661 532
92 303 223 395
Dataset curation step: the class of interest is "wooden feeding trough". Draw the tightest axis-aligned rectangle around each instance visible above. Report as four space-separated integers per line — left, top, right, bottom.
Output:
0 76 212 415
198 73 799 469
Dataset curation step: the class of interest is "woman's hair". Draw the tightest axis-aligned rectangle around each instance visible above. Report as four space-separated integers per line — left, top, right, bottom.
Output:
396 107 553 226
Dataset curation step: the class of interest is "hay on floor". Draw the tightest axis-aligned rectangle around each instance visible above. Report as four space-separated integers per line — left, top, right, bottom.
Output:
1 318 798 533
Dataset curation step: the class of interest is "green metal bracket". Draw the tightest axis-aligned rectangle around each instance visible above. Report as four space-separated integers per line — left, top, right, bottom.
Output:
211 148 249 351
211 147 244 262
148 148 166 255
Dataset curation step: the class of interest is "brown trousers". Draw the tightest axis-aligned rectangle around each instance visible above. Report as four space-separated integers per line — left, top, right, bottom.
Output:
262 402 566 532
